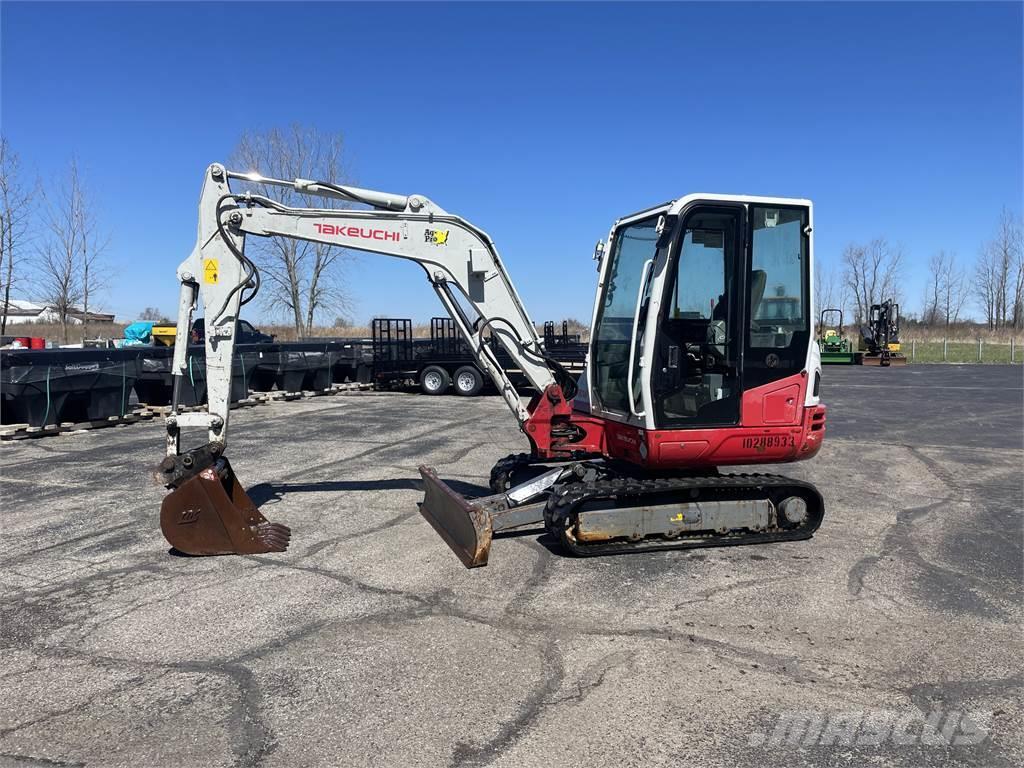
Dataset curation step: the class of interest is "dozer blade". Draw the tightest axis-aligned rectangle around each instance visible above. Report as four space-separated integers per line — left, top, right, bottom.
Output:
160 458 291 556
418 465 492 568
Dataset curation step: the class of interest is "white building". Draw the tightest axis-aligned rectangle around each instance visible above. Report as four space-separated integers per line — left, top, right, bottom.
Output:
1 299 115 326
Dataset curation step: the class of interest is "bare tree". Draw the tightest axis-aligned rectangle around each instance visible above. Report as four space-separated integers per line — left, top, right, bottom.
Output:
974 246 998 330
0 137 35 335
230 125 354 336
922 252 945 326
842 238 903 326
922 250 969 327
815 259 836 313
37 159 108 342
998 208 1024 329
941 254 969 326
975 208 1022 329
139 306 166 322
814 257 849 332
36 239 82 343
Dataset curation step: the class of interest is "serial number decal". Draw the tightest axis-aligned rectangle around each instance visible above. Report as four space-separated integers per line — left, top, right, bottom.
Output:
742 435 795 450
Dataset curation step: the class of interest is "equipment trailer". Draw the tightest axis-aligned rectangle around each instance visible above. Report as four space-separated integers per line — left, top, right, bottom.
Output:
371 317 586 396
156 164 826 567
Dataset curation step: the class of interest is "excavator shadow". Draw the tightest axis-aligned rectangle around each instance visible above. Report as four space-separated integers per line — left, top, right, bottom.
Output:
245 478 491 507
166 474 546 561
246 478 547 560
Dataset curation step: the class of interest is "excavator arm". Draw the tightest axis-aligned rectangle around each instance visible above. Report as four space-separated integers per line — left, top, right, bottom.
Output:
156 163 576 560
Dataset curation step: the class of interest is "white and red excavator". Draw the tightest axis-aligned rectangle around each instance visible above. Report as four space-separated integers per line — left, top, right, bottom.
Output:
156 163 826 567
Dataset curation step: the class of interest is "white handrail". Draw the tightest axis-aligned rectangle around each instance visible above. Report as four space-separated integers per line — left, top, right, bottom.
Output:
626 258 654 418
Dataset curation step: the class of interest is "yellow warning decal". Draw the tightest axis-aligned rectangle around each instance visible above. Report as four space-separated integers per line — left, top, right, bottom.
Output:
203 258 219 284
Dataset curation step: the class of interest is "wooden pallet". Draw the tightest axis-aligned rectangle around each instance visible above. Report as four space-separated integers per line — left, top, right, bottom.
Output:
266 391 304 402
139 398 267 414
331 382 375 393
0 411 157 440
1 384 376 441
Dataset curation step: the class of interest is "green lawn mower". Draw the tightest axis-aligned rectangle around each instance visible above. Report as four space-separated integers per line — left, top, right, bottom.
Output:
818 308 855 364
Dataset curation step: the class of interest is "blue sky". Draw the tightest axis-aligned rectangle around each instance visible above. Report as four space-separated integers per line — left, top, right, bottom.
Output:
2 1 1021 324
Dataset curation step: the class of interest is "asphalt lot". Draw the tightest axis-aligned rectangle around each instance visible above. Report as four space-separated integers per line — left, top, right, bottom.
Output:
1 364 1021 768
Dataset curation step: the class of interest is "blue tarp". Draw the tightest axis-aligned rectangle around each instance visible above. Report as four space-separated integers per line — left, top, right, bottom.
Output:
123 321 154 346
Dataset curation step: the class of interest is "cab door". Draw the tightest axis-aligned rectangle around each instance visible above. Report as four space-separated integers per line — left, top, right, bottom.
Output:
650 203 746 429
743 204 813 391
588 208 669 426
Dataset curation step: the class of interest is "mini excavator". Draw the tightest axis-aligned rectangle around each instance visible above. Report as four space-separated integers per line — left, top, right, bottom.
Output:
156 164 826 567
858 299 907 366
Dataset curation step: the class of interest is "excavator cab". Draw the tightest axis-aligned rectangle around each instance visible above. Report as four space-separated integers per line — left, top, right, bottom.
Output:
589 199 816 434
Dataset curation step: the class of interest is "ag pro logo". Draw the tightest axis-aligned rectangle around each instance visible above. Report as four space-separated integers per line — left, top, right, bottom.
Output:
425 229 449 246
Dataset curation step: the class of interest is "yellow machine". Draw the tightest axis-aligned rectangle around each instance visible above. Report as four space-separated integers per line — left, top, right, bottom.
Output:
151 324 177 346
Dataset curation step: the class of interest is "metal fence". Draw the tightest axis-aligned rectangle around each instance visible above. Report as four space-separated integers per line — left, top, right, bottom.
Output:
906 339 1021 364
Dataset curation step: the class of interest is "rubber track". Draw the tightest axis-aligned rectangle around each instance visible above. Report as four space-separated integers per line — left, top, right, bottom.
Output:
544 473 825 557
488 453 533 493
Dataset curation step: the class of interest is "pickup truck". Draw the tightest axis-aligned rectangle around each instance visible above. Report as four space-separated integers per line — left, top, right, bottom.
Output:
189 318 275 345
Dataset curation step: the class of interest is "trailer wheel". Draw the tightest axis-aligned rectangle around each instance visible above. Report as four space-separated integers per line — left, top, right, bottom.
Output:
453 366 484 397
420 365 450 395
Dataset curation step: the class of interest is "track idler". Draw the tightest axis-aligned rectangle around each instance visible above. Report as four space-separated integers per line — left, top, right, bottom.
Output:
157 448 290 556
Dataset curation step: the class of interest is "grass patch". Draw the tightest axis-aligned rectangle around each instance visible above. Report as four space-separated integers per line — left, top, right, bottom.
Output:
907 341 1020 364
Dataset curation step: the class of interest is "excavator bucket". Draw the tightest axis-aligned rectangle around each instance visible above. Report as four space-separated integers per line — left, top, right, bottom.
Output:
160 458 291 556
418 465 493 568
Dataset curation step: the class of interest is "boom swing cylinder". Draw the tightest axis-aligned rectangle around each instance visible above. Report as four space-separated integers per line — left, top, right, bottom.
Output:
157 163 827 566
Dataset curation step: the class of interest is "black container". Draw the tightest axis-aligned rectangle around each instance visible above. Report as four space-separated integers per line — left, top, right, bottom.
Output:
135 347 175 406
134 344 264 406
1 348 141 426
329 341 374 383
175 349 208 406
230 345 262 401
251 342 339 393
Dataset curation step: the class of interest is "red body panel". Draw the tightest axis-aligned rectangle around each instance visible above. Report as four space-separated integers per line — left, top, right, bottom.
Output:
524 372 825 470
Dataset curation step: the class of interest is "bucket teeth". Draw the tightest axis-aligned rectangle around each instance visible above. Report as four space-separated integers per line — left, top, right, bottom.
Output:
159 457 291 556
254 522 291 552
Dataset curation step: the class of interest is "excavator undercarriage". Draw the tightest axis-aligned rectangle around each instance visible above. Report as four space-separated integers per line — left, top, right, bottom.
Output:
420 455 824 567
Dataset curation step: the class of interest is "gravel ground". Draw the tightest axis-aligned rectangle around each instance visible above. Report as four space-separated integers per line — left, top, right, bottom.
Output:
1 364 1021 768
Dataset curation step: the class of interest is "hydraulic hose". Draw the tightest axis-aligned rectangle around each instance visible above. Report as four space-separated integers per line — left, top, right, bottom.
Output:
475 315 579 401
210 195 260 324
